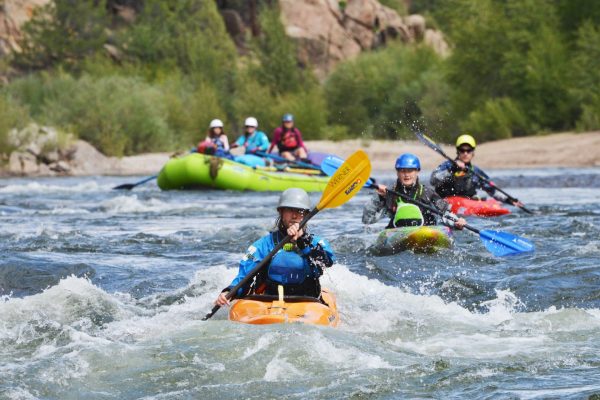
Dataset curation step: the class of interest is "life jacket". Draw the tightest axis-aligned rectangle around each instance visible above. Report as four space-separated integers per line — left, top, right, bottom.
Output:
267 243 312 285
281 129 299 149
392 184 425 227
197 140 216 155
451 165 477 197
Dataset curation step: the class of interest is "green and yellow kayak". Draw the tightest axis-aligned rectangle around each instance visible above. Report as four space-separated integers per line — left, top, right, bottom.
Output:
157 153 329 191
370 225 453 255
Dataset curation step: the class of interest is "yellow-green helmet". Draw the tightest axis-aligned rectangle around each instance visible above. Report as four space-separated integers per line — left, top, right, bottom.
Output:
456 134 476 149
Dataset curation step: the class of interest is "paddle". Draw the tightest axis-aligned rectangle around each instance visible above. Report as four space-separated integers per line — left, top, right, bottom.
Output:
255 151 321 171
414 131 534 214
112 175 157 190
320 155 534 256
202 150 372 321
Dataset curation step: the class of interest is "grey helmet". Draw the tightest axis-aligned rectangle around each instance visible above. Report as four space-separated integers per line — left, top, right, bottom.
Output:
277 188 311 211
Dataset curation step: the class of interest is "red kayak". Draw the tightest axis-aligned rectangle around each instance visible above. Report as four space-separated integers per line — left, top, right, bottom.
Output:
445 196 510 217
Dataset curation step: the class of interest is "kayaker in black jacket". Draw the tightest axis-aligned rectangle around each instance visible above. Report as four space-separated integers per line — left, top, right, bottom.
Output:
430 134 524 208
363 153 467 229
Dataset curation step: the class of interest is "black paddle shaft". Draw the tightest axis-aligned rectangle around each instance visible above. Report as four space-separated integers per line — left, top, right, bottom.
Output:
414 132 533 214
201 208 319 321
377 185 480 235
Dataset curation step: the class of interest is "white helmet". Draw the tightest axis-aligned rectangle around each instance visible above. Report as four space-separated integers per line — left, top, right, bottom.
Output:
209 119 224 129
277 188 311 211
244 117 258 127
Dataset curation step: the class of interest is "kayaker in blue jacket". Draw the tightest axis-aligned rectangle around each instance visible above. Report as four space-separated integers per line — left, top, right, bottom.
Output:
230 117 270 154
215 188 335 306
430 134 524 207
363 153 466 229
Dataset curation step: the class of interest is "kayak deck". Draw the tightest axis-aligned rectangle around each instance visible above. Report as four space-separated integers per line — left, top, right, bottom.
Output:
371 225 453 255
445 196 510 217
228 289 339 327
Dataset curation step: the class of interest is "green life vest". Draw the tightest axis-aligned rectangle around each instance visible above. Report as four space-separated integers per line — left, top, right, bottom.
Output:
393 185 425 227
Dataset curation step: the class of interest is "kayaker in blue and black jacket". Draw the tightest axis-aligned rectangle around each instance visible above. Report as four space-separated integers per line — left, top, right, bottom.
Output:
363 153 466 229
430 134 524 207
215 188 335 306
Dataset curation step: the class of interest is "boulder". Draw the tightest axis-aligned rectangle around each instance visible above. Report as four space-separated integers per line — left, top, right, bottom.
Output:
405 14 426 40
8 151 38 175
424 29 449 58
278 0 442 79
0 0 52 55
67 140 114 175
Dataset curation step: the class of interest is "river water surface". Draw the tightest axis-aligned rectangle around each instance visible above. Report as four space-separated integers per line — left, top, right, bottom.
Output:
1 168 600 399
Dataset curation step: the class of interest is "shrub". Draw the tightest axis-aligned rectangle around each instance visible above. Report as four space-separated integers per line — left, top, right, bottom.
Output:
325 44 447 139
0 96 31 156
12 0 108 71
462 97 529 141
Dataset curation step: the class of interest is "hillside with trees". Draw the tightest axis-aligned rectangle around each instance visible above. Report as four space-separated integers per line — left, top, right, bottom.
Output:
1 0 599 158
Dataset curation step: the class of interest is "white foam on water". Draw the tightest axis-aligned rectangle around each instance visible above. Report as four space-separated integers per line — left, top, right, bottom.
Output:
320 264 600 361
99 195 228 215
263 350 304 382
0 181 105 194
574 241 600 255
2 264 600 396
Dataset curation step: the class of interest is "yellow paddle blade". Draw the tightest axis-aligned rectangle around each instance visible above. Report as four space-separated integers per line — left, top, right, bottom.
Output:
316 150 371 210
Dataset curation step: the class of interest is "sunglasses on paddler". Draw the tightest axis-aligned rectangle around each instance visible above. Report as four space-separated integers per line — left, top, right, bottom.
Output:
458 147 474 153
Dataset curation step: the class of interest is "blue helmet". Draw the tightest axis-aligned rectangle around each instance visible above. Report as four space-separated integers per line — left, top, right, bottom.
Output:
395 153 421 170
282 113 294 122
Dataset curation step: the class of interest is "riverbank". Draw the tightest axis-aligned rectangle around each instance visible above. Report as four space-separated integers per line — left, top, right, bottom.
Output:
308 131 600 171
1 131 598 177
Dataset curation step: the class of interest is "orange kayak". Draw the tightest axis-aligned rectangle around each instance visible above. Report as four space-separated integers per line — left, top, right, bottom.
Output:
445 196 511 217
228 289 339 327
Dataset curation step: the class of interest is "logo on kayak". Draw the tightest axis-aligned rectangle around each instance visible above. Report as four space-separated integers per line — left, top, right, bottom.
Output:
344 178 362 195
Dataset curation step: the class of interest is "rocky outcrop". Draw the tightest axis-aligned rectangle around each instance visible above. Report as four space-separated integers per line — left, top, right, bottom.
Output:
0 0 51 55
279 0 448 79
2 123 171 177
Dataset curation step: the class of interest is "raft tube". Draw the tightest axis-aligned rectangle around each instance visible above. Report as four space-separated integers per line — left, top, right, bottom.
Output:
445 196 511 217
157 153 329 191
371 225 453 255
228 289 339 327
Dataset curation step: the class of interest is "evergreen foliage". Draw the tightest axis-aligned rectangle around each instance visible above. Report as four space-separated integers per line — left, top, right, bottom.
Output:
1 0 599 156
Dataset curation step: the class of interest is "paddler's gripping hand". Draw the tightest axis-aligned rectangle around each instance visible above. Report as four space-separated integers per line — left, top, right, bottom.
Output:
287 223 305 242
215 289 231 306
442 211 467 230
375 184 387 197
512 199 525 208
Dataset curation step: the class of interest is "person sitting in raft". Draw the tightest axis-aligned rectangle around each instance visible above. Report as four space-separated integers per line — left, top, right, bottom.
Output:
267 113 309 162
430 134 524 207
230 117 269 154
197 119 230 156
215 188 335 306
362 153 467 229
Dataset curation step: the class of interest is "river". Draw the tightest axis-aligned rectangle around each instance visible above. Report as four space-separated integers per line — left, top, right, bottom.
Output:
1 168 600 399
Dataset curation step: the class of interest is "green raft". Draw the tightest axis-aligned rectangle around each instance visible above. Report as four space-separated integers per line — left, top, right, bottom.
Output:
157 153 329 191
370 225 453 256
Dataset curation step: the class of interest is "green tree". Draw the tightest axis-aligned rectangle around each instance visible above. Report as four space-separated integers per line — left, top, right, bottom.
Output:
571 21 600 130
125 0 237 88
325 44 447 139
443 0 573 138
12 0 108 71
252 5 308 95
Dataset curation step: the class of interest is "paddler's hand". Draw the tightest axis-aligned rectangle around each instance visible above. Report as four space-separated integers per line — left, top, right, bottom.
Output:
455 160 466 170
215 292 231 307
287 222 304 242
454 217 467 230
375 184 387 196
512 199 525 208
